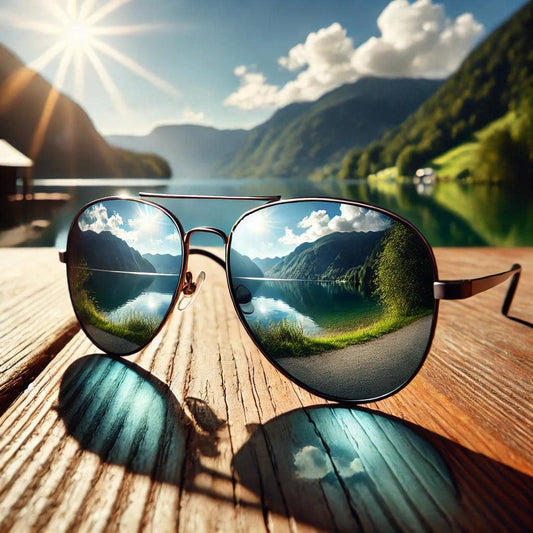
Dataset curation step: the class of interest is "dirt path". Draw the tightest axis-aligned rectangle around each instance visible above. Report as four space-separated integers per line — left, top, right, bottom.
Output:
275 315 434 401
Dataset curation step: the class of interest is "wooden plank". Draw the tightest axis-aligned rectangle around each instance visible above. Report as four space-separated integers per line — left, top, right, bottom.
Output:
0 248 531 532
0 249 78 412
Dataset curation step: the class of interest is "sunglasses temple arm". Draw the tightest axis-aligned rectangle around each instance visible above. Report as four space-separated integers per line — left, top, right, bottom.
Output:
433 263 522 317
189 248 226 269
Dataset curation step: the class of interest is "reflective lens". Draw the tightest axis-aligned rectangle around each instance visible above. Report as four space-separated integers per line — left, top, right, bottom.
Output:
228 200 437 402
67 199 184 355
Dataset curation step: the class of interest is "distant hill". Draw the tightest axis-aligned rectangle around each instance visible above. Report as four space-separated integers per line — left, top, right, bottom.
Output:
252 256 282 274
230 249 264 279
0 44 171 178
340 0 533 178
266 230 385 281
143 253 181 274
107 125 247 178
220 77 442 178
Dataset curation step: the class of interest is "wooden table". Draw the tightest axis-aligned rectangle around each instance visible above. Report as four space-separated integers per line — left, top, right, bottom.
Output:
0 248 531 532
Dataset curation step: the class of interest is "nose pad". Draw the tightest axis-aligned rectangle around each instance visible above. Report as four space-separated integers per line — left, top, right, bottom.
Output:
178 271 206 311
234 284 254 315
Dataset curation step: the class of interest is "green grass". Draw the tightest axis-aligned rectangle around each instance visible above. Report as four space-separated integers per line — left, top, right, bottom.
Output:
252 311 431 358
431 111 516 180
74 289 160 346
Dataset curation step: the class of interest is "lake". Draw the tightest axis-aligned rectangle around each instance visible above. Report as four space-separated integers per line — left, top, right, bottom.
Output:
12 177 533 248
233 278 384 337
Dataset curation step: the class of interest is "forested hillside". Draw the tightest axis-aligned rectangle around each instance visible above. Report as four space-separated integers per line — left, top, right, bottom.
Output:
340 0 533 183
221 77 442 178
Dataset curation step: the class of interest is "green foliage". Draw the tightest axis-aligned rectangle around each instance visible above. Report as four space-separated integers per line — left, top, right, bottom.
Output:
342 1 533 181
374 223 434 317
222 78 441 178
474 96 533 187
71 260 159 346
252 311 429 358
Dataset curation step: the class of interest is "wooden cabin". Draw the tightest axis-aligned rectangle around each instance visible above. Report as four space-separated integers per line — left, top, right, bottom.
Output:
0 139 33 202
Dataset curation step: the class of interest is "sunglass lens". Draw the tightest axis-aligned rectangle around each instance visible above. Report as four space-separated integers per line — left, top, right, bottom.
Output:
67 199 183 355
228 201 436 402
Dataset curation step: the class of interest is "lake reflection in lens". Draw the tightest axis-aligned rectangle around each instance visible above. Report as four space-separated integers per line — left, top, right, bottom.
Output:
229 200 436 402
67 199 184 355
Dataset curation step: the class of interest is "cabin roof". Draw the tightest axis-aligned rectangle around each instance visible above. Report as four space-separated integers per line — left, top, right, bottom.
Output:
0 139 33 168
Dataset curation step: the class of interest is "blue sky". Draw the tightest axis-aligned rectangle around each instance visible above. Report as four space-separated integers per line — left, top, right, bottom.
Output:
0 0 527 135
231 201 392 259
78 200 182 255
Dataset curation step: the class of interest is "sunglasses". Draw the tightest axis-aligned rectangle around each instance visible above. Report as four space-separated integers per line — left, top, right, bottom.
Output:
59 194 521 403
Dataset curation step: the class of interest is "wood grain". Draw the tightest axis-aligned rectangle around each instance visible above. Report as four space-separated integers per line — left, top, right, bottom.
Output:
0 249 78 412
0 248 531 532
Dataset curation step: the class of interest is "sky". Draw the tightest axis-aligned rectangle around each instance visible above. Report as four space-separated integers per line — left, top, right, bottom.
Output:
231 201 392 259
79 200 182 255
0 0 528 135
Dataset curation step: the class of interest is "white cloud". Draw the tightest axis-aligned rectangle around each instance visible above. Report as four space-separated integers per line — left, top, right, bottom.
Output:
79 204 138 246
225 0 483 110
293 445 365 480
279 205 391 247
224 67 280 110
351 0 483 78
181 107 209 125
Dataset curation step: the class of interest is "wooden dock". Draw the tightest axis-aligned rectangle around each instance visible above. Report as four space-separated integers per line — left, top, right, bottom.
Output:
0 247 531 532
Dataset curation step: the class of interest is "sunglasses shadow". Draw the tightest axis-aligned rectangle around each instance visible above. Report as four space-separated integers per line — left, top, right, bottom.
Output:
57 356 532 530
57 354 224 485
232 406 532 531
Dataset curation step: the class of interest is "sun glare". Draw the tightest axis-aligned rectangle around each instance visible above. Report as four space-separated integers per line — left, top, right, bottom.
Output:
251 210 271 236
62 19 93 50
7 0 178 112
135 206 160 233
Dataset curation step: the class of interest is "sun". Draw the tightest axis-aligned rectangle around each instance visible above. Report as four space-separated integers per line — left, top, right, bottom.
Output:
3 0 179 110
250 209 271 236
61 18 93 51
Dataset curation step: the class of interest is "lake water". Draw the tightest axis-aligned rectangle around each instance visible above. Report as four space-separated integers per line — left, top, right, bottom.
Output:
13 177 533 247
233 278 383 337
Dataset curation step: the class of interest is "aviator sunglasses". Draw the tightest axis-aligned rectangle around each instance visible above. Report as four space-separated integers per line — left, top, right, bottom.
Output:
60 194 521 403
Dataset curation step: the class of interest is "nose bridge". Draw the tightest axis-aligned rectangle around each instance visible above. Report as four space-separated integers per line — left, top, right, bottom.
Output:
184 226 228 247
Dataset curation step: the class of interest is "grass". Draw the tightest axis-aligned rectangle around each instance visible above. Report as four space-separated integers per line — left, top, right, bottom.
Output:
74 289 160 346
252 310 431 358
431 111 516 180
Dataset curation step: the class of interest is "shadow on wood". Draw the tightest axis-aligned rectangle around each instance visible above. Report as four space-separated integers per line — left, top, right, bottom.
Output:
232 406 533 531
57 355 225 485
57 354 533 531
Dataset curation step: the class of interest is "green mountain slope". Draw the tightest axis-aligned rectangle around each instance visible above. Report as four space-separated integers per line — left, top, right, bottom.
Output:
266 230 385 281
0 44 170 178
221 77 442 178
341 0 533 179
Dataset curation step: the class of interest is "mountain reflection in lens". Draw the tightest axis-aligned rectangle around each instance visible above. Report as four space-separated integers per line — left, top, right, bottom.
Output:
67 199 183 355
228 201 436 402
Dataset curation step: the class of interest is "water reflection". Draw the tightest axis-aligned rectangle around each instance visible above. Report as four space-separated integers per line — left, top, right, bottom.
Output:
67 199 183 353
234 406 462 531
230 201 436 401
13 178 532 248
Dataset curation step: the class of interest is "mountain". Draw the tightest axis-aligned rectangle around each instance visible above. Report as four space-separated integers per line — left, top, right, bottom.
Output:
230 250 264 279
107 125 247 178
143 253 181 274
69 227 156 273
266 230 385 280
0 44 170 178
340 1 533 178
220 77 442 178
252 256 283 274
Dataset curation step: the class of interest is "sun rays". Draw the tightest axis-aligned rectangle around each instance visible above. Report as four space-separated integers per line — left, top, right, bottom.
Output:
4 0 179 110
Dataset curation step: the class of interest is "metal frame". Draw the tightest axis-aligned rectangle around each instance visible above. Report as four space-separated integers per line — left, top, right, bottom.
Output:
59 194 524 403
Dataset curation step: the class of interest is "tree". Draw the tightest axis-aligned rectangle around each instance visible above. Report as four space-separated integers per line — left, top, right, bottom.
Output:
374 223 435 316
